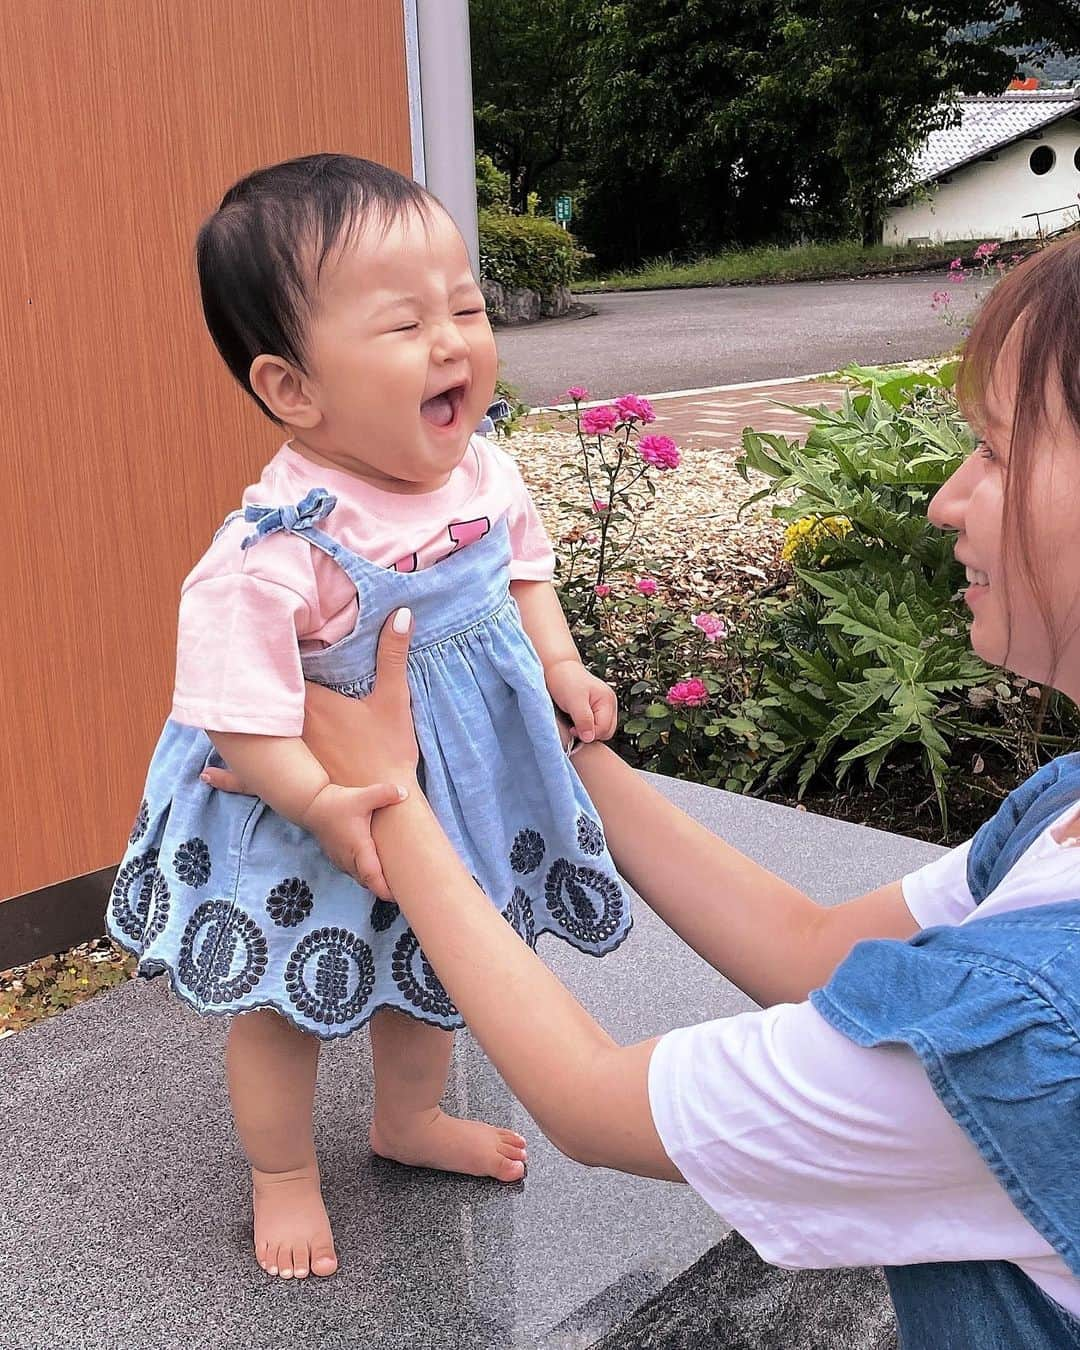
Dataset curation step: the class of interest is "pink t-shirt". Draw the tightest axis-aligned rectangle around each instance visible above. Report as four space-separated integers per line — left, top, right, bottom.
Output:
171 437 555 736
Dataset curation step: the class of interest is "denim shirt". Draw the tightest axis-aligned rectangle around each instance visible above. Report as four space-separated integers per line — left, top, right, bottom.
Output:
811 754 1080 1283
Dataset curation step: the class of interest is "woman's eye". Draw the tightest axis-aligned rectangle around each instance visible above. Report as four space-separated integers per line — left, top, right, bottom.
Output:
456 308 484 317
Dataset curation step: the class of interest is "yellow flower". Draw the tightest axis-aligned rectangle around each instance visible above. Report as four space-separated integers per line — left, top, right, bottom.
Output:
781 515 851 564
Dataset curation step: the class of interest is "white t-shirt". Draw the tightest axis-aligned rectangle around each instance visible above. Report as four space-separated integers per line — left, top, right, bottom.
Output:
647 801 1080 1316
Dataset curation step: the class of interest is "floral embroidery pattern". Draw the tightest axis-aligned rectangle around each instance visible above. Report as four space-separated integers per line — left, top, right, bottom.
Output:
173 837 211 888
544 859 624 944
510 828 546 875
576 815 605 857
502 887 537 949
177 900 268 1004
265 877 315 928
370 898 400 932
110 849 163 943
391 930 458 1019
284 927 376 1026
128 799 150 847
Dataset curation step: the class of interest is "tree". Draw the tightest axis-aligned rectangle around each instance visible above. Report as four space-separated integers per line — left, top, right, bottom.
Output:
469 0 588 215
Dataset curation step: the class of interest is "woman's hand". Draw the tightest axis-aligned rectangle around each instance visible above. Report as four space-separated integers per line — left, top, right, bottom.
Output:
201 607 421 796
301 608 420 789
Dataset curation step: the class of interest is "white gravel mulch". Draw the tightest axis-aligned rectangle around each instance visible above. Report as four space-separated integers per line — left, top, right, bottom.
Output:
505 423 789 611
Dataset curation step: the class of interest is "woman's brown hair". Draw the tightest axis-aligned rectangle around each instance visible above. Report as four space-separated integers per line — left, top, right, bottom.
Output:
958 235 1080 665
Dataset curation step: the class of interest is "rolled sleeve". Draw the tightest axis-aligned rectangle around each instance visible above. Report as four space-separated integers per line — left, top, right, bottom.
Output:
171 575 310 736
647 1000 1046 1272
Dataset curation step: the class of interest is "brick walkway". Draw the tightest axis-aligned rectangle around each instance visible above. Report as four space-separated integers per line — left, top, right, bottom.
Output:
526 376 847 451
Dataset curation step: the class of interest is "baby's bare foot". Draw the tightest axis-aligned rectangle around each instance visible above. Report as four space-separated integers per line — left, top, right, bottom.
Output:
370 1109 527 1183
251 1162 338 1279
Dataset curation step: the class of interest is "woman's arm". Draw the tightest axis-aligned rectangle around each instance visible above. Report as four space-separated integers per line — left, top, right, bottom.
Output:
569 741 917 1007
374 788 681 1179
298 612 679 1179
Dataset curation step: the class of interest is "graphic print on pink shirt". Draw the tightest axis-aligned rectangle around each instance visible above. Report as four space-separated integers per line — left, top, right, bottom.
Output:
392 517 492 573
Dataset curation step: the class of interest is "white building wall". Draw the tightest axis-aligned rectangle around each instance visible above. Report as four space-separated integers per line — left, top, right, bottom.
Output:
885 118 1080 244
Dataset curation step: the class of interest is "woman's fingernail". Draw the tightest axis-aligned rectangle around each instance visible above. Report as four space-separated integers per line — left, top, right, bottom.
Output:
396 785 409 800
200 773 211 784
393 608 412 635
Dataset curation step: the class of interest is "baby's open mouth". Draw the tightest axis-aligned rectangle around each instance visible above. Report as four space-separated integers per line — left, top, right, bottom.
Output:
420 384 466 428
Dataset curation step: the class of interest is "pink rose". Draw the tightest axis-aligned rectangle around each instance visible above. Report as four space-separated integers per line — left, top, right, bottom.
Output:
592 498 609 513
594 584 611 598
973 241 999 261
638 434 680 470
635 577 658 596
567 385 590 402
667 678 709 708
585 532 599 544
614 393 656 424
692 612 727 642
581 405 619 436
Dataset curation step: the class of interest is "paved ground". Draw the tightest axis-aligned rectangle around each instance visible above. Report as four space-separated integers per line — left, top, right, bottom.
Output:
496 272 962 407
524 376 849 451
2 779 940 1350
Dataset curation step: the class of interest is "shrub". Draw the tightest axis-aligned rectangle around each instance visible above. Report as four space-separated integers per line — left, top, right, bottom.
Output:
475 154 511 213
478 209 586 295
555 365 1076 835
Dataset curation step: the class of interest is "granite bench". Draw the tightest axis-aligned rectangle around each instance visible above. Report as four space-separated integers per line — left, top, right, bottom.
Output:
0 774 940 1349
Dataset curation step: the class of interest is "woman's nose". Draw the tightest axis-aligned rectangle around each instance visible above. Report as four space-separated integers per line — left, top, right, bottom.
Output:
928 455 973 532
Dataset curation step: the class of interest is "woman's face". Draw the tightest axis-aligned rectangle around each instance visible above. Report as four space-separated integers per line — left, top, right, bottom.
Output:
928 337 1080 699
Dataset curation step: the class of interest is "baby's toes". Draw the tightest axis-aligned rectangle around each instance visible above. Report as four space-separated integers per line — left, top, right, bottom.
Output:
311 1242 339 1278
493 1151 527 1182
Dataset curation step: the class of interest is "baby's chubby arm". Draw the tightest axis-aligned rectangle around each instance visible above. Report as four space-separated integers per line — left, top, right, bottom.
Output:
510 580 617 744
206 731 405 896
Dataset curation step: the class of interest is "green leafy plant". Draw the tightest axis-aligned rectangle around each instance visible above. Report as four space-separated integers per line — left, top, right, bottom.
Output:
478 209 586 295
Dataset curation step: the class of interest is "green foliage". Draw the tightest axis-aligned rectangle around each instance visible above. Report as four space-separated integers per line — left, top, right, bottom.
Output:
470 0 588 215
581 239 989 291
478 209 585 294
470 0 1077 267
554 366 1075 834
476 153 511 213
730 365 998 828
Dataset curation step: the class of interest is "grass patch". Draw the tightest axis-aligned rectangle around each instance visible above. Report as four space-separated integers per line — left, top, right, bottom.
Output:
576 239 989 292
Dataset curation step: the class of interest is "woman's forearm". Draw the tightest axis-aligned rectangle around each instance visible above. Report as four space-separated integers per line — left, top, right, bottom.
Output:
571 742 916 1006
371 790 680 1179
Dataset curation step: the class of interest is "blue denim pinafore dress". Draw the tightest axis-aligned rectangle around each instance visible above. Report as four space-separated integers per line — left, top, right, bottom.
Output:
107 489 631 1038
813 753 1080 1347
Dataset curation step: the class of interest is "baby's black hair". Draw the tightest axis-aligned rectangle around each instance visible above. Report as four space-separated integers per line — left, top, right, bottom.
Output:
196 153 438 422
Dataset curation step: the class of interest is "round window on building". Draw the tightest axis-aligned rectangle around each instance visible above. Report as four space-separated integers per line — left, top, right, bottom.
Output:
1029 144 1056 176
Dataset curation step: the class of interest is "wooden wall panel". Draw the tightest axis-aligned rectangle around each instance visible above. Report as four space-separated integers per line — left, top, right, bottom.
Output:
0 0 413 899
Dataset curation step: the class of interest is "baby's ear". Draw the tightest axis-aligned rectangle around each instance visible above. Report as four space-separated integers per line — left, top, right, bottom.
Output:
249 354 321 428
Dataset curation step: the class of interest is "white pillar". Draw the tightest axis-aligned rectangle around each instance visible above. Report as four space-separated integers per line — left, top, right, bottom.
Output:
404 0 480 276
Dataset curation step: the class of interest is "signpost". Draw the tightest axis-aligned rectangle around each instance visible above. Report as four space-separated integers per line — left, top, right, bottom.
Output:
555 193 572 229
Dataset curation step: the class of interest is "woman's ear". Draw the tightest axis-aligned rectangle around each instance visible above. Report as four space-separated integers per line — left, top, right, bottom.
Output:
249 354 322 429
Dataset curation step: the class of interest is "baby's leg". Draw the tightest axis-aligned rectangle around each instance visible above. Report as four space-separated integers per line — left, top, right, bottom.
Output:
369 1009 527 1182
226 1009 337 1280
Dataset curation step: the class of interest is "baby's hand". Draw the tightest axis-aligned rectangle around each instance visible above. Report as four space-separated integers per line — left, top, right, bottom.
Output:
299 782 406 897
545 659 618 744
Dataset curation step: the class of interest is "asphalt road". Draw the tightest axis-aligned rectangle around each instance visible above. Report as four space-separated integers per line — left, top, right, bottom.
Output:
495 271 962 407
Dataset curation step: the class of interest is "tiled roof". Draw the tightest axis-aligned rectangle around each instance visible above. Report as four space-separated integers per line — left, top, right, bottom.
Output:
909 89 1080 185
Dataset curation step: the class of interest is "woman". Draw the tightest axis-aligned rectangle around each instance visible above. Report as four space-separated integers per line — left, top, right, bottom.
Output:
211 237 1080 1346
